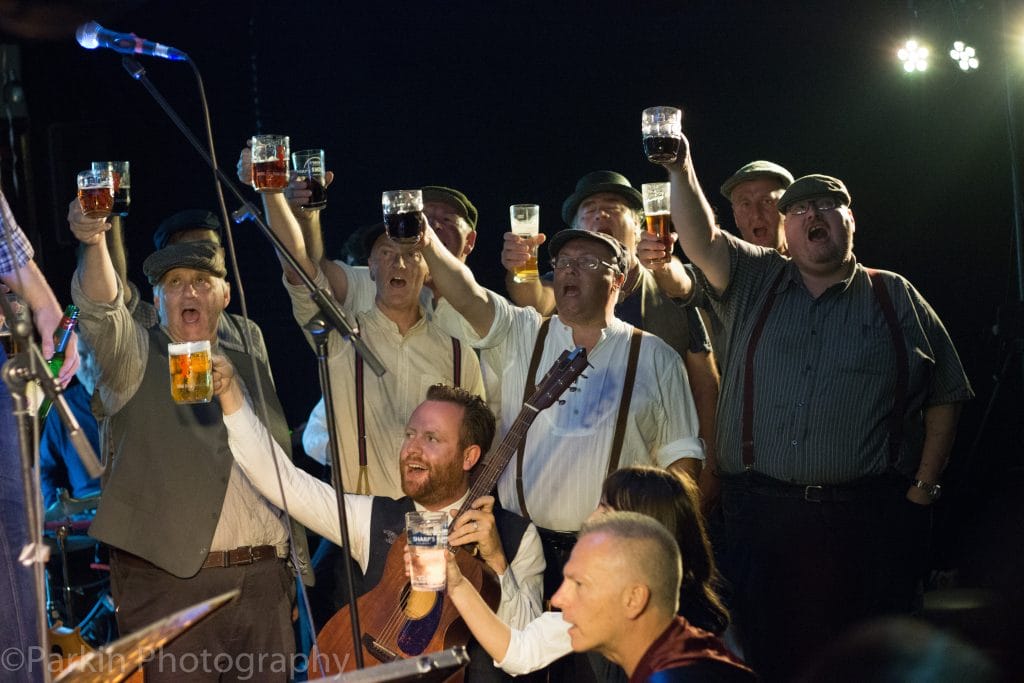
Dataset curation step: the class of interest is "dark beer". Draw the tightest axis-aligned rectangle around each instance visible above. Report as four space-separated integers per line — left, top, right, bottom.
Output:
111 172 131 216
253 157 289 191
643 135 683 163
645 213 674 262
78 186 114 218
384 211 425 245
302 176 328 210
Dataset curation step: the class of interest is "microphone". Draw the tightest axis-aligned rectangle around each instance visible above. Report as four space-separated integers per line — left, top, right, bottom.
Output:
76 21 188 62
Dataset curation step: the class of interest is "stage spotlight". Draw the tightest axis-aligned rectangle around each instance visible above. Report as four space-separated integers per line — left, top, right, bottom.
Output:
949 41 979 71
898 39 929 72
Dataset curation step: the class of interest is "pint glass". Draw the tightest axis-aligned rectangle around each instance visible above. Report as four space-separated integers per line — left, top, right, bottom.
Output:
382 190 425 245
77 170 114 218
642 182 673 262
406 511 448 592
168 340 213 404
250 135 290 191
509 204 540 283
641 107 683 164
92 161 131 217
291 149 328 211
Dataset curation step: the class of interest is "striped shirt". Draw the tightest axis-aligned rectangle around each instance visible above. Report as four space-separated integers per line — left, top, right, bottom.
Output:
0 190 33 274
696 232 972 484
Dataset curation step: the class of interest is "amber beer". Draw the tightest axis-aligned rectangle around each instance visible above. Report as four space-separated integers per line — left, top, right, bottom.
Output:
92 161 131 216
168 341 213 404
645 213 674 262
250 135 290 192
76 169 114 218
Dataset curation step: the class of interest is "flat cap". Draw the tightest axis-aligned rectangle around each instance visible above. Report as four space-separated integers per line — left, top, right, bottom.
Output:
153 209 223 250
776 174 852 214
719 160 794 200
143 241 227 285
422 186 478 230
547 228 629 274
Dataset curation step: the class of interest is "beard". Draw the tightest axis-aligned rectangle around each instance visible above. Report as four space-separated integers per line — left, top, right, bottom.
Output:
401 455 466 508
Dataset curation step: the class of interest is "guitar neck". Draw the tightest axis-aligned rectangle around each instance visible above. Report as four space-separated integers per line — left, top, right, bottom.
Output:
451 407 539 523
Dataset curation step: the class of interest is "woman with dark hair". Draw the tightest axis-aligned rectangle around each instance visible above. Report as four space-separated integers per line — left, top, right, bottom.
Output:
599 466 729 636
438 466 740 680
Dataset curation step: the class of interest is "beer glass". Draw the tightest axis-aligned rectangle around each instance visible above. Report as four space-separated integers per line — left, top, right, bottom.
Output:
92 161 130 217
382 189 425 245
250 134 290 192
291 149 328 211
641 106 683 163
509 204 540 283
76 169 114 218
168 340 213 404
406 511 448 592
642 182 673 262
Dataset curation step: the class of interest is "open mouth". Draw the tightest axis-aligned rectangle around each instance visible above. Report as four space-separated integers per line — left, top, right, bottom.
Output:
751 226 767 240
561 284 580 297
389 277 407 288
807 225 829 242
181 308 200 324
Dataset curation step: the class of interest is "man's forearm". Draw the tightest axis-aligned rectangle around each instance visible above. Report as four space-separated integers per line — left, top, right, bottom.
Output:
915 402 963 483
667 154 731 294
504 274 555 315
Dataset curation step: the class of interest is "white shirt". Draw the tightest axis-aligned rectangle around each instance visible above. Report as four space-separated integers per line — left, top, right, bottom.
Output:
433 291 704 532
498 611 573 675
286 266 484 497
224 401 545 630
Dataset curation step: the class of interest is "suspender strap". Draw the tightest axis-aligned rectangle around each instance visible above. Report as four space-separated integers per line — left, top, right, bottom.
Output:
606 327 644 474
354 320 371 495
515 318 552 522
741 268 787 469
866 269 909 466
452 337 462 387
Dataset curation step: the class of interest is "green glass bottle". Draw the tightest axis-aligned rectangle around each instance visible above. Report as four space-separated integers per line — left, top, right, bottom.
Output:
38 304 80 420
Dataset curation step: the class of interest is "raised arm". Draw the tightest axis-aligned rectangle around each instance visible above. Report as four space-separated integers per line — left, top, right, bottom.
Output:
418 222 495 338
67 199 117 305
664 137 732 295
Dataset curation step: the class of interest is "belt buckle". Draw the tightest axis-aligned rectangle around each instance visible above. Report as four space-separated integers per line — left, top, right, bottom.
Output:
803 485 824 503
234 546 255 566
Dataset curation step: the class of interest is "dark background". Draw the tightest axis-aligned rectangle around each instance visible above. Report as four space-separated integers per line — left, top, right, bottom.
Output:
2 0 1022 638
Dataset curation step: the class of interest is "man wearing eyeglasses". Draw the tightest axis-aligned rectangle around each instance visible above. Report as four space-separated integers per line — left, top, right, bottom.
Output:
664 146 973 681
418 223 704 605
68 200 307 682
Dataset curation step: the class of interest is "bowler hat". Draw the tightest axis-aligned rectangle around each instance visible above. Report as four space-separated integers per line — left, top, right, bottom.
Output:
776 174 851 214
719 160 794 200
561 171 643 226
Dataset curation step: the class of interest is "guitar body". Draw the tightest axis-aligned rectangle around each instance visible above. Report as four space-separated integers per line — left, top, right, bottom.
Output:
311 531 501 680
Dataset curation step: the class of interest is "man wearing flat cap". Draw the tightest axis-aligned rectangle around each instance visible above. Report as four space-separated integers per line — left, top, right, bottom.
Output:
719 160 794 253
240 153 485 501
68 200 307 681
662 144 973 681
502 170 720 507
421 221 704 603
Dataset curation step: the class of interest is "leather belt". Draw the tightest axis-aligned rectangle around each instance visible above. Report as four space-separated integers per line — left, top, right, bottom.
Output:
201 545 279 569
720 472 902 503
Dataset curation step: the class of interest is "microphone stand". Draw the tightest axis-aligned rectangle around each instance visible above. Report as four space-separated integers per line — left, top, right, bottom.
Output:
0 293 56 683
119 55 380 669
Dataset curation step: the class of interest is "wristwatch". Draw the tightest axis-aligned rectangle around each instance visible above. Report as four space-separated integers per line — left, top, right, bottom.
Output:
913 480 942 501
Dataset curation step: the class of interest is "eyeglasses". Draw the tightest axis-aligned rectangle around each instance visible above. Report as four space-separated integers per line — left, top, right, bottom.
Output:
784 196 841 216
552 255 618 272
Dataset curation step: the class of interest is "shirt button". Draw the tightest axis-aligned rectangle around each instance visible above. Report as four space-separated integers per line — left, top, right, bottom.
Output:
791 440 798 446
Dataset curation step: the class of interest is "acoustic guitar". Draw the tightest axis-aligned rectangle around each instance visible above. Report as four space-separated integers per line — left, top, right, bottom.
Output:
311 347 589 679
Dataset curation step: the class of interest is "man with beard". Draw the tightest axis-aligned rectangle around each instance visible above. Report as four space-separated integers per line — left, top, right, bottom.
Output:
214 372 544 681
719 160 794 253
664 141 973 681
